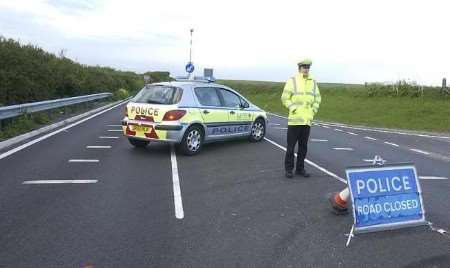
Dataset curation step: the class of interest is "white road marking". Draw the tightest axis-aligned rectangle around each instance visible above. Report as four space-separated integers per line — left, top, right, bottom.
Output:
23 180 98 184
333 147 354 151
334 128 344 132
419 176 448 180
264 137 347 183
364 136 377 141
99 136 119 139
170 145 184 219
274 127 288 130
321 125 330 129
108 130 123 132
107 125 122 127
410 149 430 155
310 139 328 142
0 100 127 160
68 159 99 163
86 146 111 149
346 132 358 136
384 141 399 147
269 123 281 126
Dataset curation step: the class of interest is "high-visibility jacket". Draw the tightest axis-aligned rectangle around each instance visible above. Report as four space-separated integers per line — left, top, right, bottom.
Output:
281 73 321 126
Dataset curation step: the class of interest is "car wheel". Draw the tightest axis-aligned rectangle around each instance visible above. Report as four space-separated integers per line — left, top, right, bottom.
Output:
180 125 204 155
249 118 265 142
128 138 149 148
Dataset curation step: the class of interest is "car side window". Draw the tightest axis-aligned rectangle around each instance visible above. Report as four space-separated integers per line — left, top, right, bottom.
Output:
194 87 222 107
219 89 241 108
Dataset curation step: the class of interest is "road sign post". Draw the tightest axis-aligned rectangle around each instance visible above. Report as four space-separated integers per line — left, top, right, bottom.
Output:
345 163 427 245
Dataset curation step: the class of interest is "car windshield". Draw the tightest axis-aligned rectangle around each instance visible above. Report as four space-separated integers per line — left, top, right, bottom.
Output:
132 85 182 104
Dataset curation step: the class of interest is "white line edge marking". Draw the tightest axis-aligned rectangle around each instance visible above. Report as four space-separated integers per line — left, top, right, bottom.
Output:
419 176 448 180
264 137 347 184
384 141 399 147
269 123 281 126
310 139 328 142
107 125 122 127
99 136 119 139
107 130 123 132
23 180 98 184
266 113 450 140
364 136 377 141
346 132 358 136
334 128 344 132
0 100 127 160
86 146 111 149
333 148 354 151
68 159 99 163
170 145 184 219
274 127 288 130
410 149 430 155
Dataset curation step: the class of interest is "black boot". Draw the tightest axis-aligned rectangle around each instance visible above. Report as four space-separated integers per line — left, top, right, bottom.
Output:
285 170 294 178
296 169 310 177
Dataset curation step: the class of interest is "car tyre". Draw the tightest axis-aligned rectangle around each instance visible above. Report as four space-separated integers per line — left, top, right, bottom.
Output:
128 138 149 148
179 125 204 156
249 118 265 142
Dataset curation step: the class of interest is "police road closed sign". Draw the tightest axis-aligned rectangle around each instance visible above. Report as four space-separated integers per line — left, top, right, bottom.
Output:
346 164 426 233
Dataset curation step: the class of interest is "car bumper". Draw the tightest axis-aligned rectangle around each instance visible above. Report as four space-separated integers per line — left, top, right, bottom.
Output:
121 118 187 143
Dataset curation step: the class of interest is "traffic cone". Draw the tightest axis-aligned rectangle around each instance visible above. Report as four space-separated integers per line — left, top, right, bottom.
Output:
329 188 349 215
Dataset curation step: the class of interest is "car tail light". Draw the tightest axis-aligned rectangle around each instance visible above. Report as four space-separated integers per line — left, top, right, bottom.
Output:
163 110 186 121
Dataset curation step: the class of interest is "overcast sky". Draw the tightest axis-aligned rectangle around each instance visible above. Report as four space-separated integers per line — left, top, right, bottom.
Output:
1 0 449 85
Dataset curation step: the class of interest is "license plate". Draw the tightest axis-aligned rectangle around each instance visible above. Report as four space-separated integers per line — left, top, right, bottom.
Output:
133 125 150 132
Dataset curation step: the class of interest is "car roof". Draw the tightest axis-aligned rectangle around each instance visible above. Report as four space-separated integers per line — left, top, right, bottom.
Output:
151 81 229 89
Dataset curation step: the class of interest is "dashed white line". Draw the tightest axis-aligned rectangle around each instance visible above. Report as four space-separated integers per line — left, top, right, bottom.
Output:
0 100 127 160
86 146 111 149
23 180 98 184
269 123 281 126
384 141 399 147
364 136 377 141
334 128 344 132
321 125 330 129
264 137 347 183
170 145 184 219
68 159 99 163
346 132 358 136
274 127 288 130
410 149 430 155
419 176 448 180
310 139 328 142
99 136 119 139
107 129 123 132
333 147 354 151
107 125 122 127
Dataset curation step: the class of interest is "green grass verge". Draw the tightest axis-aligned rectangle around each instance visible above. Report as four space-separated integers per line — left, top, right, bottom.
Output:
218 79 450 133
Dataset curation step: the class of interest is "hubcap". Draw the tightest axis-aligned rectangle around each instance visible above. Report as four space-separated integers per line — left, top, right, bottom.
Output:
251 122 264 140
187 130 201 151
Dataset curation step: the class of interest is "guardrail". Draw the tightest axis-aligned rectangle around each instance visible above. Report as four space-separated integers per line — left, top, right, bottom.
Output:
0 93 112 120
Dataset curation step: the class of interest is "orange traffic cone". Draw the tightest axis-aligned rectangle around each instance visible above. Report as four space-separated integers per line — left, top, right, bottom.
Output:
329 188 349 215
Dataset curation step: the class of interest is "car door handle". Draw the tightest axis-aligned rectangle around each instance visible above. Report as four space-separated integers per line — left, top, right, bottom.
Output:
203 110 210 114
230 111 236 115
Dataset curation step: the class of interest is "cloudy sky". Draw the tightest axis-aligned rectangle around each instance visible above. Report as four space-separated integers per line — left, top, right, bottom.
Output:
1 0 449 85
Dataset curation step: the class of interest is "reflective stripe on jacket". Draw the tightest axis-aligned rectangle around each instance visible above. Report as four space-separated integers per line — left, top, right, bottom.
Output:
281 74 321 126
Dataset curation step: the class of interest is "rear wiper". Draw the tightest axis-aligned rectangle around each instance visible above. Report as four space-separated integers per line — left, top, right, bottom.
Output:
146 100 163 104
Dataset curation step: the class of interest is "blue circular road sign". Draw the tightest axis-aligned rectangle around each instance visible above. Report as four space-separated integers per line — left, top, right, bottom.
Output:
185 62 195 73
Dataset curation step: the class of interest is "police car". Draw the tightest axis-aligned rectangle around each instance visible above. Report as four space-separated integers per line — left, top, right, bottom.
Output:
122 77 267 155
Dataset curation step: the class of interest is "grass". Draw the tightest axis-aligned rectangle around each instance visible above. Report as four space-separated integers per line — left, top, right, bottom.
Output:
218 79 450 133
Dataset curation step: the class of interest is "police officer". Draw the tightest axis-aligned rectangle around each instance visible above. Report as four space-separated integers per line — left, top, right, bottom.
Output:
281 58 321 178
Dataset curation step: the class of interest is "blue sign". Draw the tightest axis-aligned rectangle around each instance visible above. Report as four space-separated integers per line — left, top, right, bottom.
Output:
185 62 195 73
346 164 426 233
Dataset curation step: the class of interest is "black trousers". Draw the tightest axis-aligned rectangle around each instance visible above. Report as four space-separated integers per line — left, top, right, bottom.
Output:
285 125 311 171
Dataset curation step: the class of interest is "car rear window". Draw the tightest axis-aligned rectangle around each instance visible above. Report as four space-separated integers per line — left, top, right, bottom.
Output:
132 85 182 104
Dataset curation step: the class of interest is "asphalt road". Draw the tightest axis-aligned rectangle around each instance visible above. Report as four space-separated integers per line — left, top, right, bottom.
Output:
0 103 449 267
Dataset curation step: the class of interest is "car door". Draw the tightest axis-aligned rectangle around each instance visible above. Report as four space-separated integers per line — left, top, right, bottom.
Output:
194 87 230 138
217 88 252 137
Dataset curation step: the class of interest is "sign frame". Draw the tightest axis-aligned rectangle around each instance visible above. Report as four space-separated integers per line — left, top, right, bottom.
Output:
346 162 427 234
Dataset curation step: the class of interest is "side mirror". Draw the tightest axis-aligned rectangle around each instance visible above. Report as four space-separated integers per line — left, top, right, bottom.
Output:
240 102 250 109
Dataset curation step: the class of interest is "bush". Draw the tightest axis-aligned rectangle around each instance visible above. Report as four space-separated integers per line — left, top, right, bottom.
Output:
114 88 129 100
